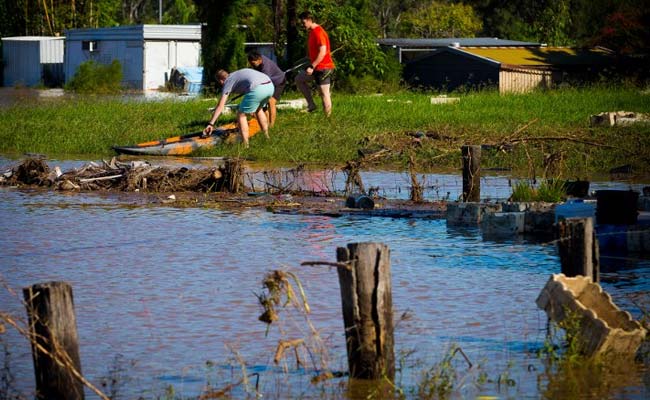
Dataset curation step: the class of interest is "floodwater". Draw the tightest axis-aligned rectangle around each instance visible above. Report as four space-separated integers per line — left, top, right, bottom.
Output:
0 87 199 108
1 157 650 399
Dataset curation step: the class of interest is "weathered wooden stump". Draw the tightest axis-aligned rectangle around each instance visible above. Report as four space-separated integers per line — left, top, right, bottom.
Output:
23 281 84 400
223 158 244 193
557 217 600 282
336 242 395 380
461 145 481 202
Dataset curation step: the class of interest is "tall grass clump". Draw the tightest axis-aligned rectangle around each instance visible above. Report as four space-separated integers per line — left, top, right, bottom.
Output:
510 179 567 202
65 60 123 94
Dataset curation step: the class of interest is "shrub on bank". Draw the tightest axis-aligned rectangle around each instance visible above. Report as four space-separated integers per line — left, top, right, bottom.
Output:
65 60 123 94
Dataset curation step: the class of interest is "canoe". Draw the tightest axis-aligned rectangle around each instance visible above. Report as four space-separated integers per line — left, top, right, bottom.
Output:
536 273 646 357
113 119 260 156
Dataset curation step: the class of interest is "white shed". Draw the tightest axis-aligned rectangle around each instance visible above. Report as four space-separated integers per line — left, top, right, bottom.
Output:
2 36 65 87
64 24 201 90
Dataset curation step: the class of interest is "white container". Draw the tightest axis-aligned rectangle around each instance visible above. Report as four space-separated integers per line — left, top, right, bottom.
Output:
555 199 596 223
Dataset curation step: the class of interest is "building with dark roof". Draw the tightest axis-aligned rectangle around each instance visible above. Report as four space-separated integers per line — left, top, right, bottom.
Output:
404 46 617 93
378 37 540 63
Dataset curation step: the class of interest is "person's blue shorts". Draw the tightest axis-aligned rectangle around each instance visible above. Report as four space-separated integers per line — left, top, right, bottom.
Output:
238 82 274 113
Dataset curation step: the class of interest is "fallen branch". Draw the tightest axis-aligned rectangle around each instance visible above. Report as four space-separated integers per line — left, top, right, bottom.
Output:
78 174 123 183
301 261 351 271
506 136 625 151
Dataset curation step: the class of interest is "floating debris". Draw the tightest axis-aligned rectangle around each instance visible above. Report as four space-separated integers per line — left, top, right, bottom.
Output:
1 157 243 193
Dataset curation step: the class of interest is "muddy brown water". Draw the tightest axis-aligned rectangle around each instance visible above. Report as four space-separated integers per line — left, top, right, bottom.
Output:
1 158 649 399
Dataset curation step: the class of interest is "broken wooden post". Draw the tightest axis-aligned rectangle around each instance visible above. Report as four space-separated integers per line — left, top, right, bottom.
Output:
23 281 84 400
223 158 243 193
461 145 481 202
556 217 600 282
336 242 395 380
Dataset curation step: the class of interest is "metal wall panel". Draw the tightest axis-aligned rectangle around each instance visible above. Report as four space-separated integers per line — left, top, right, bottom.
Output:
2 38 63 86
144 40 200 90
65 39 144 89
499 68 552 94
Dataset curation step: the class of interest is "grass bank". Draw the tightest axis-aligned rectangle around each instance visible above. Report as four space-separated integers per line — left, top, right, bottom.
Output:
1 86 649 178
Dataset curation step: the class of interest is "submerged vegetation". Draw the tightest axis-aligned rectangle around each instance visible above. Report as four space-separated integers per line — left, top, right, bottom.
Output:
1 85 649 180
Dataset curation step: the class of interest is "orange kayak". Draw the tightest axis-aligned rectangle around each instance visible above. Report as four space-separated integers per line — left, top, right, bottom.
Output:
113 119 261 156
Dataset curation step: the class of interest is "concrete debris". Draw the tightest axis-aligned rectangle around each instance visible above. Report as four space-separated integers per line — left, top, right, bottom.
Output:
590 111 650 127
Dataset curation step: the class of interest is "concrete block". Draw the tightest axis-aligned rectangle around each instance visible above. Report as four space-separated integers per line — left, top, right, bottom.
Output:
639 196 650 212
277 99 307 110
627 226 650 254
430 96 460 105
537 274 646 357
446 202 501 226
525 210 556 234
481 211 526 236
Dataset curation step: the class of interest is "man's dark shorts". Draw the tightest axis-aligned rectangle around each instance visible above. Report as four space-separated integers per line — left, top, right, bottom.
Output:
273 81 286 100
314 69 333 85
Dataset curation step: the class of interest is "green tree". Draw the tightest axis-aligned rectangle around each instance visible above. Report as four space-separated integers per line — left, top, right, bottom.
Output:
298 0 399 87
400 1 483 38
238 0 274 43
162 0 199 24
535 0 572 45
371 0 419 38
195 0 247 93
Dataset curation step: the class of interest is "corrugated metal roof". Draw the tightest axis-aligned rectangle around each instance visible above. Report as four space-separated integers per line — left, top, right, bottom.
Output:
458 47 615 67
64 25 201 41
377 37 539 48
2 36 64 41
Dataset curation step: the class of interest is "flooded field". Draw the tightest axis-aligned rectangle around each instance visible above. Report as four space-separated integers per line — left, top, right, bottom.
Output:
0 87 198 108
1 157 649 399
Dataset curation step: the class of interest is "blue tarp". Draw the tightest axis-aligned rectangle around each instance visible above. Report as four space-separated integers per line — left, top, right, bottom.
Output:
168 66 203 94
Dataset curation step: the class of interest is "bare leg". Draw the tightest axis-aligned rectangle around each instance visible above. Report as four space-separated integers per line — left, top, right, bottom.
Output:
319 83 332 116
295 71 316 111
255 107 270 139
268 97 278 128
237 111 249 148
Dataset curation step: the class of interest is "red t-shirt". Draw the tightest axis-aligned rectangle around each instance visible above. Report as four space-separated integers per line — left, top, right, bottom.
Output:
308 25 335 70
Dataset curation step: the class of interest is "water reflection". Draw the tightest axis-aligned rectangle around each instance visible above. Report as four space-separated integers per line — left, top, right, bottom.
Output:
1 167 649 398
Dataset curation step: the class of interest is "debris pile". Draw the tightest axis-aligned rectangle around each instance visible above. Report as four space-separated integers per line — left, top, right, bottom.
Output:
1 157 242 193
590 111 650 127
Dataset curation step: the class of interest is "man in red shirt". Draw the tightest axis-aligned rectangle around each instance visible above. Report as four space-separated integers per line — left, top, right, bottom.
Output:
295 11 335 116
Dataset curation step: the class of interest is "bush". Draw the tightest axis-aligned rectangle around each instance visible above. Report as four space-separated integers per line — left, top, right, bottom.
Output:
65 60 123 94
510 179 567 202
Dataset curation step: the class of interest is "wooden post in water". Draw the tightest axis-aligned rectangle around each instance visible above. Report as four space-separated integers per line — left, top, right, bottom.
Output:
23 281 84 400
461 145 481 202
223 158 243 193
336 242 395 380
557 217 600 282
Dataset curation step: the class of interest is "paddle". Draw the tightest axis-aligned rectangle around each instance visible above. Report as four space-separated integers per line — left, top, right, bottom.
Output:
163 125 238 143
284 57 311 74
283 47 343 75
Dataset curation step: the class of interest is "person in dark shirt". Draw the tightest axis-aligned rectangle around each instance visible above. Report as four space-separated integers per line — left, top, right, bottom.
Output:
247 51 286 127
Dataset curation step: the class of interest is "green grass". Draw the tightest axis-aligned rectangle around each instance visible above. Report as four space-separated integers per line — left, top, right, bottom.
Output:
1 86 649 176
